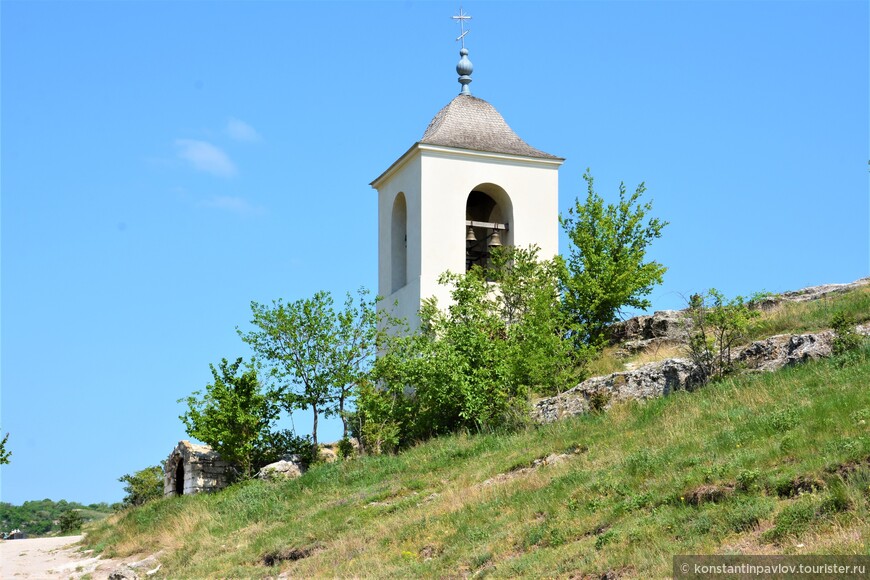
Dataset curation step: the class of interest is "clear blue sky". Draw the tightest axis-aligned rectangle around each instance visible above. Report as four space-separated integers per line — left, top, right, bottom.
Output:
2 1 867 506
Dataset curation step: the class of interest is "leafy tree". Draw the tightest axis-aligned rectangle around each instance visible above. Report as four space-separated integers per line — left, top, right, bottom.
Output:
240 289 379 450
0 431 9 465
488 246 589 395
560 170 668 346
358 247 582 450
58 509 84 534
179 357 286 478
118 465 164 508
330 290 380 438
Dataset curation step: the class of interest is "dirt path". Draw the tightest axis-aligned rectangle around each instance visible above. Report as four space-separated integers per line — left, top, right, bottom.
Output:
0 535 152 579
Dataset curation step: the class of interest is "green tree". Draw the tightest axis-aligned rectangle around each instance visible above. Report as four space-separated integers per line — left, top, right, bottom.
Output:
329 290 380 439
488 246 589 395
179 357 284 478
240 289 380 449
0 431 9 465
560 170 668 346
118 465 164 508
58 509 84 534
359 246 582 450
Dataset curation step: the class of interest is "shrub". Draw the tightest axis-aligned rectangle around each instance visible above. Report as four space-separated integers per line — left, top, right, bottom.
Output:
118 465 164 508
360 247 585 450
58 509 84 534
832 311 863 356
684 289 760 382
179 357 290 478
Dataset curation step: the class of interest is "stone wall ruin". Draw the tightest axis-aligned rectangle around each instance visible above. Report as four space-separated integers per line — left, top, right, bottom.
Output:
163 440 233 497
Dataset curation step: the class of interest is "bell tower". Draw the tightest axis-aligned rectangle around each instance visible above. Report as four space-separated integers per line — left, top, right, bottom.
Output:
371 20 564 328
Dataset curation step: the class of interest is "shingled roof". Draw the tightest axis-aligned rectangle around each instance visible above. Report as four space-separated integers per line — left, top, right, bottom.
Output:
420 94 561 160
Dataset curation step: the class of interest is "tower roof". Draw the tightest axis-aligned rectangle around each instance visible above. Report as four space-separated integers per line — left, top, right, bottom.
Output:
420 94 561 160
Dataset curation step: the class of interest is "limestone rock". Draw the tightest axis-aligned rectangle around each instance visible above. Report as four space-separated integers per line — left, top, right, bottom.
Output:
532 357 704 424
735 331 834 372
257 457 305 481
319 447 338 463
108 565 139 580
534 323 867 425
775 278 869 304
608 310 688 345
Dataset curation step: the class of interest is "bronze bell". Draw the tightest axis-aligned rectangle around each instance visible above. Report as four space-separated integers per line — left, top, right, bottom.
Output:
488 229 502 247
466 225 477 242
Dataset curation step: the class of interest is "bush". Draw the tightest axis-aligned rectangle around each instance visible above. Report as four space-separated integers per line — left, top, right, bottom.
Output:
118 465 164 508
58 509 84 534
179 357 288 478
358 247 584 451
832 311 863 356
684 289 760 382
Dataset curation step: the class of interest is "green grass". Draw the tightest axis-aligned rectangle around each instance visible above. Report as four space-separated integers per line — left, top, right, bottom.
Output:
83 343 870 578
747 286 870 341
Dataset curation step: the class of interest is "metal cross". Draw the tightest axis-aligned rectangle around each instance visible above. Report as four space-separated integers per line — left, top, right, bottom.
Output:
452 7 471 48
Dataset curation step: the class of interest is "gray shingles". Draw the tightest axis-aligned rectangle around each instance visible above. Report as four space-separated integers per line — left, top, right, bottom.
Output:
420 94 560 159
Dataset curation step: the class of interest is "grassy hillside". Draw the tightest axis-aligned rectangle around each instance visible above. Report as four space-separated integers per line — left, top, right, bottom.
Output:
84 343 870 578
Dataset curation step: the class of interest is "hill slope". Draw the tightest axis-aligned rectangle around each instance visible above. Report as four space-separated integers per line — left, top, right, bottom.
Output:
84 344 870 578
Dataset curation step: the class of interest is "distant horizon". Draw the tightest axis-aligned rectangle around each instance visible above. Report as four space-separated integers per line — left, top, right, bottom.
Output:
2 1 867 505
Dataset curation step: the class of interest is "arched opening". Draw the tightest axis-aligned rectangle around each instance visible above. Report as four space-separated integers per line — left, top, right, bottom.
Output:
391 192 408 292
174 461 184 496
465 184 513 271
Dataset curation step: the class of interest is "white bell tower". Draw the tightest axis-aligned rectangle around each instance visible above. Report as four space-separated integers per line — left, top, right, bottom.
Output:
371 30 564 329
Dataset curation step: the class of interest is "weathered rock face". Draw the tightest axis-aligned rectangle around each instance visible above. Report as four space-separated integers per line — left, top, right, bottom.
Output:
608 278 868 345
257 457 305 481
532 358 704 424
607 310 687 346
734 331 834 371
774 278 869 304
534 326 866 425
163 440 234 497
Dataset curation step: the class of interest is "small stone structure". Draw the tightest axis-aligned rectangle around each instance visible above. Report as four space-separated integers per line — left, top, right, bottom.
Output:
163 440 233 497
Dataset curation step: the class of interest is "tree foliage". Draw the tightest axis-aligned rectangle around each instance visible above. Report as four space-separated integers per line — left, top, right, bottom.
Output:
1 499 115 536
118 465 164 508
0 431 9 465
179 357 286 478
356 246 584 452
240 289 379 449
58 509 84 534
560 170 668 346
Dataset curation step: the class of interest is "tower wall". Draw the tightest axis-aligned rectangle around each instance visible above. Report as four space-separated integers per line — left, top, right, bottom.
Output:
375 144 560 330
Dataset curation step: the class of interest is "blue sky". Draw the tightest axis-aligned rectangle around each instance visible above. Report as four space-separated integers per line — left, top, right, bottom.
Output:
2 1 867 506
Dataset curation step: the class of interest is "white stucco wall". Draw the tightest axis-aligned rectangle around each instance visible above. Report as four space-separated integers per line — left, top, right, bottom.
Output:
373 144 562 330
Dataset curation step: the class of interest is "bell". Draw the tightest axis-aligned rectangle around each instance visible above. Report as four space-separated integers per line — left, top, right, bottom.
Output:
465 225 477 242
488 229 502 247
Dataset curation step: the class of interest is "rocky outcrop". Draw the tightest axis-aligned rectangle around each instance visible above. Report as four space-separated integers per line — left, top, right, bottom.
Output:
734 331 834 371
534 325 867 424
773 278 869 304
532 358 704 424
609 278 868 345
257 457 305 481
607 310 687 351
